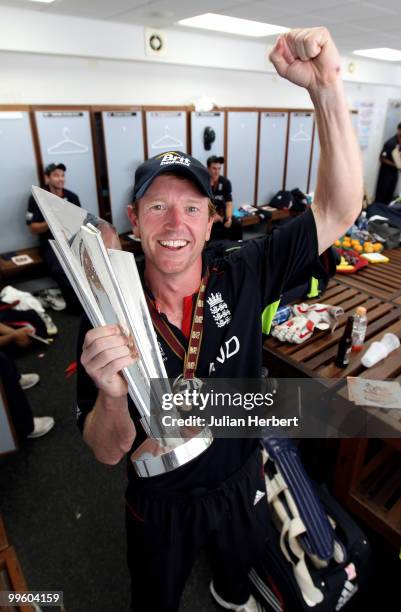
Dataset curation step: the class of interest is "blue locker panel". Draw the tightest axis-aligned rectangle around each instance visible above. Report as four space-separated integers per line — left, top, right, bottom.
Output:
102 111 144 234
227 112 258 206
146 111 187 158
34 110 99 215
190 111 225 167
257 112 288 204
285 112 314 193
0 111 38 251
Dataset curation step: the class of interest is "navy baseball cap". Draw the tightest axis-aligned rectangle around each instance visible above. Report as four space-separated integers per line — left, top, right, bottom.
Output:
44 163 66 176
132 151 214 201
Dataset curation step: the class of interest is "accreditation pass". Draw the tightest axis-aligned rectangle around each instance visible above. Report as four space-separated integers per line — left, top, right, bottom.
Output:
0 591 63 607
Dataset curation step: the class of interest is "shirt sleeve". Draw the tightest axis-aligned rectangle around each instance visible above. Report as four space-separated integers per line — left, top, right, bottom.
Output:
223 178 233 202
232 207 321 308
26 194 44 225
381 138 395 160
76 314 98 434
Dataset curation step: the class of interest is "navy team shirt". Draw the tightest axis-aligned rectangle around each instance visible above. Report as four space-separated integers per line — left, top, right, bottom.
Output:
76 208 321 493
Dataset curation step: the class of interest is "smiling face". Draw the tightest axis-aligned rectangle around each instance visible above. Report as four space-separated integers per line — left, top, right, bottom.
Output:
46 169 65 191
128 174 213 277
208 162 221 183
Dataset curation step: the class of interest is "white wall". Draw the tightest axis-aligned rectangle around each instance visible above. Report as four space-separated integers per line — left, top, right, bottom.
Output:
1 5 401 199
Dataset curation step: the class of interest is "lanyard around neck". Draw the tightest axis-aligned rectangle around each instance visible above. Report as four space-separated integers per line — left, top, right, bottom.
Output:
145 271 209 379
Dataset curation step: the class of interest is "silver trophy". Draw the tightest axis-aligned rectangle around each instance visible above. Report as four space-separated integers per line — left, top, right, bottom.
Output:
32 186 213 477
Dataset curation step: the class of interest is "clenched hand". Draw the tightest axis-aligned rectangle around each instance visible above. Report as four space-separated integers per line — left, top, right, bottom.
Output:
269 27 342 91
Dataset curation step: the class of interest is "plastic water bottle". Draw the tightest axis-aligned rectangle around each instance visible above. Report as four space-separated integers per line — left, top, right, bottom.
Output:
351 307 368 352
357 211 368 232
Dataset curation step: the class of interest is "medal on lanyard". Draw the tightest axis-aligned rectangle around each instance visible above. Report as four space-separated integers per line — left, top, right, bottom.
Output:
145 271 208 410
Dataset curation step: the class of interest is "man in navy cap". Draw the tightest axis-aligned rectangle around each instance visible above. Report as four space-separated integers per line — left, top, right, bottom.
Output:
77 27 363 612
26 163 82 315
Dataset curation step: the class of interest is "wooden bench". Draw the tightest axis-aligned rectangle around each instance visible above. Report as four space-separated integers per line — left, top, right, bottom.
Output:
238 206 297 232
0 514 31 612
263 272 401 547
0 248 45 288
0 234 144 289
335 247 401 303
263 279 401 380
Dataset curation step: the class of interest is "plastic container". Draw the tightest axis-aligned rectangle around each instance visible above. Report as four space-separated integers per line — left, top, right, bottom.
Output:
351 306 367 352
381 333 401 353
357 211 368 232
272 305 292 326
361 333 400 368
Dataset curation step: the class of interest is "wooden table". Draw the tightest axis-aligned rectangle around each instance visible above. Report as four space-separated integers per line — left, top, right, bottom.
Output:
264 280 401 381
238 206 298 231
335 247 401 302
0 247 45 287
263 276 401 546
239 215 260 228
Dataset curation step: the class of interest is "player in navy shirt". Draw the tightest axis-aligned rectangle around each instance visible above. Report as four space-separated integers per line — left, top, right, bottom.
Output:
77 28 363 612
26 163 81 312
375 124 401 204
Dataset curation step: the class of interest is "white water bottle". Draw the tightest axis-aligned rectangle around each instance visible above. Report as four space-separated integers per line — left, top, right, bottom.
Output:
351 306 367 352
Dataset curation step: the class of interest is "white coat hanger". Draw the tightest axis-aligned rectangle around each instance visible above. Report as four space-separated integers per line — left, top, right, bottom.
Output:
151 124 183 149
291 123 311 142
48 127 89 155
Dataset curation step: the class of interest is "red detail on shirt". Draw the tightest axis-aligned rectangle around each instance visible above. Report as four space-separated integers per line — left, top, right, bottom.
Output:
181 294 194 339
65 361 77 378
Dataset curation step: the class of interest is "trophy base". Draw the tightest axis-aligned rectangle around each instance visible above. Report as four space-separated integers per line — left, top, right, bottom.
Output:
130 426 213 477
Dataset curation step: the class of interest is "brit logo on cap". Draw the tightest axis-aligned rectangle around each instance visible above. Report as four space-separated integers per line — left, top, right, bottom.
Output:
159 152 191 167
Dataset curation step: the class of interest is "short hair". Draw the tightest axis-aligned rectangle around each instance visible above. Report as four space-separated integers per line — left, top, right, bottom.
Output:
207 155 224 167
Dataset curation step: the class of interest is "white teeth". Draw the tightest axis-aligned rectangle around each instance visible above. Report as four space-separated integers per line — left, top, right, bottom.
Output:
159 240 188 247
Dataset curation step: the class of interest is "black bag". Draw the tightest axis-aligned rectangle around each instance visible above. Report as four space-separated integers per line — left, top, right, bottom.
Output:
367 218 401 249
249 483 371 611
269 190 293 209
290 189 308 213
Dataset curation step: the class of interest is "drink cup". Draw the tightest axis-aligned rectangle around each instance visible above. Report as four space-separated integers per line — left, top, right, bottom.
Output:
361 341 389 368
381 333 400 354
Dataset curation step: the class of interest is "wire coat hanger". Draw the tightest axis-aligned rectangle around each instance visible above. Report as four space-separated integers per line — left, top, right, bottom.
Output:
48 127 89 155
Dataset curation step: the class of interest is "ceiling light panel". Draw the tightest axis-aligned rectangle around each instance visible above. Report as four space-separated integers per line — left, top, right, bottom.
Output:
353 47 401 61
177 13 289 37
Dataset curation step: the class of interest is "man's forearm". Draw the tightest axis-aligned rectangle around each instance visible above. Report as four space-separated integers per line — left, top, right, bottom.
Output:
0 323 16 347
83 391 136 465
311 80 363 246
225 202 233 220
381 158 397 168
29 221 49 235
391 148 401 171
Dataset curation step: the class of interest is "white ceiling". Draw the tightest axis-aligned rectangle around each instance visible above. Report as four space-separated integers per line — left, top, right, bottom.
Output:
2 0 401 57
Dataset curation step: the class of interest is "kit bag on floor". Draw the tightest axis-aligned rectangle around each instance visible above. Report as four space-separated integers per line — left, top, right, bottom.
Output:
269 190 293 209
249 439 371 611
